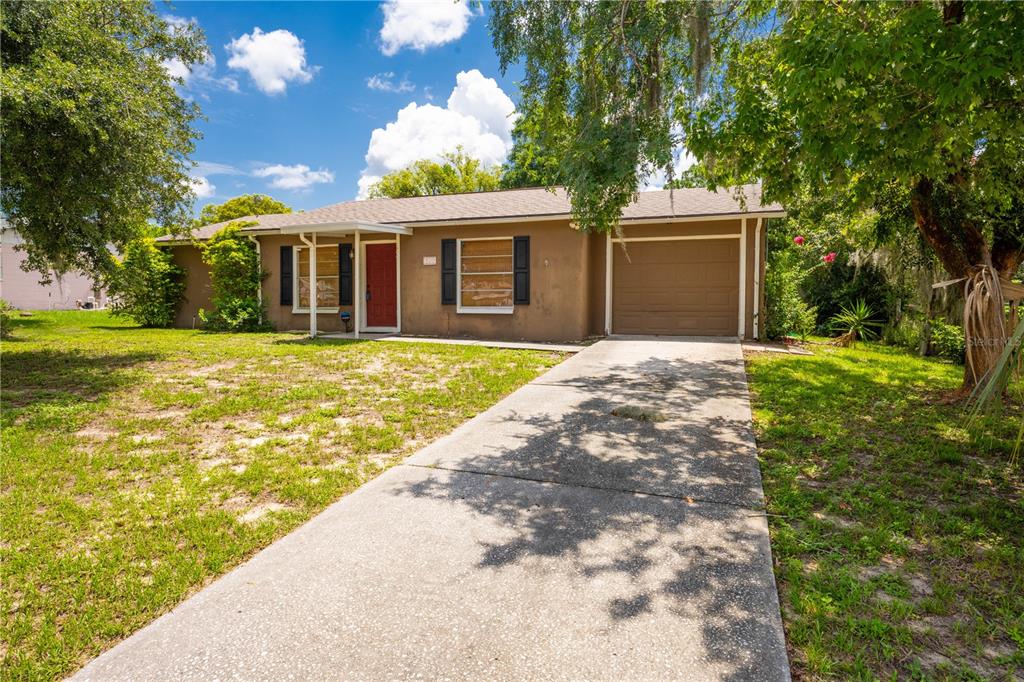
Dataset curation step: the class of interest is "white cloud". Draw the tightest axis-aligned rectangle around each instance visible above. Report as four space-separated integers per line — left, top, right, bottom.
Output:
194 161 243 177
161 17 239 93
253 164 335 191
226 28 315 95
164 52 240 93
366 72 415 93
357 69 517 197
641 149 698 191
163 56 192 82
379 0 475 56
164 14 191 31
189 176 216 199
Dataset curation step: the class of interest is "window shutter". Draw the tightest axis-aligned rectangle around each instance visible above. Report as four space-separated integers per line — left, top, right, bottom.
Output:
339 243 353 306
280 245 293 306
513 236 530 305
441 238 456 305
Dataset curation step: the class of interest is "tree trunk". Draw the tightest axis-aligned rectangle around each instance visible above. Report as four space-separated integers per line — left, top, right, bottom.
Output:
909 177 1011 393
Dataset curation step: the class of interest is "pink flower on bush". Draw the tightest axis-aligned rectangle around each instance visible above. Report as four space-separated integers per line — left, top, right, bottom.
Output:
793 235 805 245
823 251 837 264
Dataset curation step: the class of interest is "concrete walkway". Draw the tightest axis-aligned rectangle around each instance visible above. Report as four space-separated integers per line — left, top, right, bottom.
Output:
318 331 587 353
73 338 790 681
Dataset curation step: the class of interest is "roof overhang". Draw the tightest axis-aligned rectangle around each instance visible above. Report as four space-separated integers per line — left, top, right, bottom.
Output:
400 210 785 228
277 220 412 236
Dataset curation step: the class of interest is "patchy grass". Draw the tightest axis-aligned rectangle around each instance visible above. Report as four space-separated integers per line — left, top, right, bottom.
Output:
1 311 564 680
746 343 1023 680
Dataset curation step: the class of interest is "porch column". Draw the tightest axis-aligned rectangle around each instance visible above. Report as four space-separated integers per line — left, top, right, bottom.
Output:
354 229 361 339
310 231 318 338
395 233 401 333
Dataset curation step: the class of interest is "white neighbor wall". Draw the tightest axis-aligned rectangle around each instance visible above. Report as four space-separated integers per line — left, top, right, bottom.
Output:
0 227 106 310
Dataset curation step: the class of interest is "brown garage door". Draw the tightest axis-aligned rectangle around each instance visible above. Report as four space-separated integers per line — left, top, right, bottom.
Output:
613 239 739 336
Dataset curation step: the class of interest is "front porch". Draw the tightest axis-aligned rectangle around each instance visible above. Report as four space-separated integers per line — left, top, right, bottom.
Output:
280 220 412 339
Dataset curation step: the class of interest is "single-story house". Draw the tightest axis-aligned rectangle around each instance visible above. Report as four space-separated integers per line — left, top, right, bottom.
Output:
159 185 784 342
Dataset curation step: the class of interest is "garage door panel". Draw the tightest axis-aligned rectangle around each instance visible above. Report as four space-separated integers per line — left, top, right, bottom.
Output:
706 290 736 307
613 240 739 336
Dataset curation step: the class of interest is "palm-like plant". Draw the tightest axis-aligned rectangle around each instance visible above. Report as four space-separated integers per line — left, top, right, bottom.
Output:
966 312 1024 464
829 300 883 347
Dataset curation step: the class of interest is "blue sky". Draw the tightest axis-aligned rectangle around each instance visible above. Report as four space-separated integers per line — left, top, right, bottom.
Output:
166 1 524 214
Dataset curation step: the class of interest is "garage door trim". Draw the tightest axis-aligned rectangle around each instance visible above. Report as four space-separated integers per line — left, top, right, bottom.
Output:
604 226 747 337
611 234 741 243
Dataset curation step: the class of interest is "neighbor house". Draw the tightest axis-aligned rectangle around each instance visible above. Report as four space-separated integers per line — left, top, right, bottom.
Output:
159 185 784 342
1 224 106 310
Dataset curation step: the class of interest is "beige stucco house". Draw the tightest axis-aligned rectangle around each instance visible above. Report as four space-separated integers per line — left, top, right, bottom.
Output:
159 185 784 342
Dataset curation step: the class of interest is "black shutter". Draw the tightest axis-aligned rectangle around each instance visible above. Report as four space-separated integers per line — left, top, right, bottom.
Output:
280 245 293 306
513 236 530 305
339 243 353 305
441 238 456 305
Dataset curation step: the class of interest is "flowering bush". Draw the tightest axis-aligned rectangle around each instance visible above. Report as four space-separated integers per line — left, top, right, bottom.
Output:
765 244 821 339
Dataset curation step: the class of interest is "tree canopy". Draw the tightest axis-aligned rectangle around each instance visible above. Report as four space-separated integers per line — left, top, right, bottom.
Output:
367 148 503 199
664 163 712 190
1 0 207 276
500 104 565 189
196 194 292 227
491 0 1024 387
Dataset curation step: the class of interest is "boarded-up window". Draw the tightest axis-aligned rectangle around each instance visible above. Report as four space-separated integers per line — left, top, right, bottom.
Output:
296 246 340 309
459 238 513 311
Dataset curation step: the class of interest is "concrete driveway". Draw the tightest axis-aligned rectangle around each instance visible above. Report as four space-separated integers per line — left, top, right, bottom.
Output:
73 337 790 681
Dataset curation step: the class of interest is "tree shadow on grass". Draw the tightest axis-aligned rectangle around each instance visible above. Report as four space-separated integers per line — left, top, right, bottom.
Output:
2 348 161 410
390 350 791 680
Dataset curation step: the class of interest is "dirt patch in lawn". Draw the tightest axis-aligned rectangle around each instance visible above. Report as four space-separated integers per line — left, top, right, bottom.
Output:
2 312 566 681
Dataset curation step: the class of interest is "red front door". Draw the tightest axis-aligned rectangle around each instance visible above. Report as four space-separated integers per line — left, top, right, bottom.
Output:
365 243 397 328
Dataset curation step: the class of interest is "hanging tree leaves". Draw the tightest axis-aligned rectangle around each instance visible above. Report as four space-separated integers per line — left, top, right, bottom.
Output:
1 0 207 277
491 0 1024 390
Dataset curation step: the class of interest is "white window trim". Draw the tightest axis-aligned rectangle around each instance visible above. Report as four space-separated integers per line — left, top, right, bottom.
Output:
293 244 341 314
456 236 515 315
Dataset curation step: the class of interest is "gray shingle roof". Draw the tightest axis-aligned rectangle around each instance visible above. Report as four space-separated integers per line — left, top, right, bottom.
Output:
165 185 783 242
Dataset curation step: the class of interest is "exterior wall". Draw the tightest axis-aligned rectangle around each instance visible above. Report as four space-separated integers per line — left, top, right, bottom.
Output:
170 245 213 328
259 234 355 333
401 220 591 342
586 232 607 337
169 215 771 341
1 230 105 310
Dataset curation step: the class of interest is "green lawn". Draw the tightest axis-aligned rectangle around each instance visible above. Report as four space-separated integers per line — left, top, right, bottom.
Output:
746 343 1024 681
0 311 564 680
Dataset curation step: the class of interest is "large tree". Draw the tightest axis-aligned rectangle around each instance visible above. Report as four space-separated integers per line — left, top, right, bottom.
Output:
1 0 206 277
491 0 1024 389
367 148 502 199
196 194 291 227
500 103 565 189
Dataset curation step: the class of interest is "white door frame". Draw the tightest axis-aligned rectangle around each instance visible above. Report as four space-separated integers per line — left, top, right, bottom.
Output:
359 237 401 334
